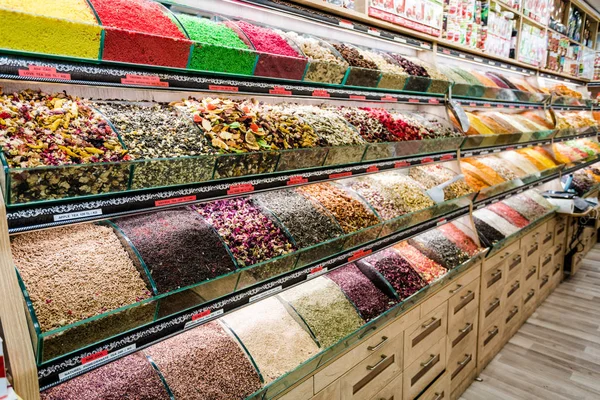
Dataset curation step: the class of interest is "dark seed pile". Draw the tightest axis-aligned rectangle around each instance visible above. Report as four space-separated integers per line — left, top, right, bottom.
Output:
408 229 470 269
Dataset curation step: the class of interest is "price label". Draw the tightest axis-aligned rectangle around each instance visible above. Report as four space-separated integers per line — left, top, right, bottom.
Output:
497 104 504 108
185 309 223 329
440 154 454 161
384 96 399 102
459 54 466 58
474 57 483 62
349 95 366 100
19 65 71 80
122 74 168 87
58 345 136 381
312 89 330 97
436 218 447 226
480 150 489 155
509 105 516 109
394 161 410 168
307 266 327 279
366 166 379 173
329 171 352 179
339 19 354 29
287 176 308 185
428 98 440 104
53 209 102 222
421 157 434 164
81 350 108 365
249 286 282 302
442 49 451 55
209 85 238 92
484 103 491 107
227 183 255 195
155 195 197 207
420 43 431 49
368 28 380 36
348 249 372 262
269 86 292 96
463 152 473 157
394 37 407 43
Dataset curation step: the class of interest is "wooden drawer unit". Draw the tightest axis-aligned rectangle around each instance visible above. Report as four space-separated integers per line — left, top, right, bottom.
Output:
417 372 450 400
541 228 555 251
404 340 446 400
523 232 540 262
312 381 341 400
278 379 313 400
481 261 506 306
478 323 503 372
553 242 564 260
503 276 522 306
420 266 480 317
539 251 554 276
554 220 567 246
369 373 402 400
447 277 479 330
480 292 503 332
339 333 403 400
506 248 524 282
537 273 551 305
483 241 519 271
522 287 537 321
448 334 476 393
447 313 477 363
503 302 521 340
405 303 447 367
315 307 420 392
523 261 538 289
551 261 563 289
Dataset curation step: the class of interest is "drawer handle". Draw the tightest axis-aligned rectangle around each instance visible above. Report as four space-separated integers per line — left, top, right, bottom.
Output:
525 289 535 304
543 233 553 243
506 306 519 323
454 290 475 314
420 353 437 368
509 255 521 270
367 354 390 370
500 251 510 260
460 290 473 300
460 322 473 333
433 392 445 400
451 354 473 380
484 326 499 346
526 266 537 280
554 245 562 255
491 270 502 277
485 298 501 317
553 266 561 276
367 336 389 352
528 244 538 256
422 317 438 329
507 281 520 298
540 275 549 288
543 255 552 266
449 284 463 294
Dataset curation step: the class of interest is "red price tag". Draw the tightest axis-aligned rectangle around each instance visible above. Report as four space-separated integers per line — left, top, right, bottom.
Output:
287 176 308 185
497 104 504 108
505 147 515 151
312 89 330 97
19 65 71 80
428 98 440 104
394 161 410 168
509 105 516 109
81 350 108 365
406 98 418 103
121 74 168 87
519 105 526 109
192 310 211 321
528 106 534 109
339 19 354 28
269 86 292 96
421 157 434 164
366 166 379 173
442 49 451 54
469 102 477 107
209 85 238 92
483 103 491 107
155 195 197 207
440 154 454 160
329 171 352 179
227 183 255 195
348 249 372 262
349 95 366 100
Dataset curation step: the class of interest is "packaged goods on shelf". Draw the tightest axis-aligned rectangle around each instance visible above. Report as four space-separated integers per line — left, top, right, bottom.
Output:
392 242 448 283
408 228 471 269
362 249 426 300
195 197 296 268
0 0 102 59
145 321 262 400
229 20 308 80
485 8 514 59
284 32 348 84
40 352 171 400
330 42 381 87
174 13 258 75
328 264 397 321
221 297 320 384
280 276 365 348
112 208 237 294
88 0 192 67
523 0 550 25
518 23 547 67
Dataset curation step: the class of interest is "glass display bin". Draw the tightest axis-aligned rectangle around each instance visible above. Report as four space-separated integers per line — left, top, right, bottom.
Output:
324 41 382 88
552 110 599 140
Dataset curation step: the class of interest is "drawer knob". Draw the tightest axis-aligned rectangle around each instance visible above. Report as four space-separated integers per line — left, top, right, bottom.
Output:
421 317 438 329
459 322 473 333
420 353 437 368
367 336 389 352
367 354 390 370
449 284 463 294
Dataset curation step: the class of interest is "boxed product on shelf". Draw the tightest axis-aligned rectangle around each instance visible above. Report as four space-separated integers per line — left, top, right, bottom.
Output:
228 19 308 80
518 23 548 67
172 11 259 75
0 0 102 60
87 0 192 68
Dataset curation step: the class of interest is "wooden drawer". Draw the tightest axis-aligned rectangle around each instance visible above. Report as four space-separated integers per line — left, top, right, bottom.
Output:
553 242 564 259
539 252 554 276
448 333 476 392
312 381 340 400
315 307 420 392
523 262 538 288
420 266 480 317
339 334 402 400
405 303 447 367
478 323 503 370
503 276 522 305
522 287 537 321
447 277 479 329
447 313 478 362
481 261 506 304
538 273 551 303
278 379 313 400
404 340 447 400
483 241 519 270
417 372 450 400
541 229 555 251
523 238 540 265
369 373 402 400
546 217 557 233
503 302 521 335
551 262 563 289
480 292 503 332
506 249 524 282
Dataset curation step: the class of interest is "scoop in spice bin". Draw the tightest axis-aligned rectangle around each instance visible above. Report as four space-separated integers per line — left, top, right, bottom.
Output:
426 174 465 204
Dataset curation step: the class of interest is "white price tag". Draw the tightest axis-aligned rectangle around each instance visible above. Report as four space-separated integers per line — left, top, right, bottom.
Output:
53 209 102 222
59 345 136 381
184 309 223 329
249 286 282 302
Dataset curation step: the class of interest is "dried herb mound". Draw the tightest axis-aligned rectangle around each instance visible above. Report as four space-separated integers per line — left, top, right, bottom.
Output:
408 229 470 269
437 223 481 256
332 43 378 69
196 197 296 267
255 104 318 149
393 242 447 283
113 208 237 294
369 253 426 300
336 107 395 143
474 217 505 247
487 202 530 228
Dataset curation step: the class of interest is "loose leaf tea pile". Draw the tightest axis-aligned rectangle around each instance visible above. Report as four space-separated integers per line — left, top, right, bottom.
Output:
196 197 295 267
366 251 426 300
112 208 237 293
408 229 470 269
393 242 447 283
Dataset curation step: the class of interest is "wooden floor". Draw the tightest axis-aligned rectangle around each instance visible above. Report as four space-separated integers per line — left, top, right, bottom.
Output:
461 244 600 400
